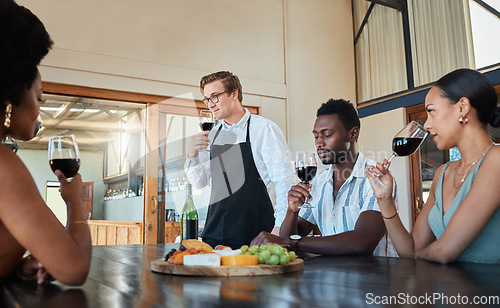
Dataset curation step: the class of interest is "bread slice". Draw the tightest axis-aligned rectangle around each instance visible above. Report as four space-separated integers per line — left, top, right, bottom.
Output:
181 239 213 253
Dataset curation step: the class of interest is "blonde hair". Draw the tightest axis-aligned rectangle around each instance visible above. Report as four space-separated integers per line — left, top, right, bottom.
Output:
200 71 243 103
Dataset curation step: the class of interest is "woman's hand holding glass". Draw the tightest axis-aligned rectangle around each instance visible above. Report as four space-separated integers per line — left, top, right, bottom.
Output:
55 170 84 211
48 135 84 215
365 160 394 201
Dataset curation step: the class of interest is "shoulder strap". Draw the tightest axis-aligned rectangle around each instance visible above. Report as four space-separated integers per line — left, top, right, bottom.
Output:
246 116 251 143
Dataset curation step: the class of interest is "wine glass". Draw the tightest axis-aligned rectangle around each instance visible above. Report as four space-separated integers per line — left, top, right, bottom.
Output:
387 121 428 163
199 110 215 132
199 110 214 152
295 153 317 209
48 135 80 179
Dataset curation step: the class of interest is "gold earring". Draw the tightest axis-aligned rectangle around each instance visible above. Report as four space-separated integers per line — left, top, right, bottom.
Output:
459 115 468 125
4 103 12 128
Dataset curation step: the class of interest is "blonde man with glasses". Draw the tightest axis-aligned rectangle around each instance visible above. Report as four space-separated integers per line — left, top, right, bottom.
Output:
185 71 297 249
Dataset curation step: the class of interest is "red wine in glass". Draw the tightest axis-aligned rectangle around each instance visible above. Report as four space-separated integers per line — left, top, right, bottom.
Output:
200 122 214 131
296 153 317 208
50 158 81 178
386 121 428 163
367 122 427 185
48 135 80 178
199 110 214 131
392 137 424 157
199 110 214 152
296 166 317 183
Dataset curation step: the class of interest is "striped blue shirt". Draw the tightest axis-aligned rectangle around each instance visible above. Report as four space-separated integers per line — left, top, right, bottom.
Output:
300 152 398 257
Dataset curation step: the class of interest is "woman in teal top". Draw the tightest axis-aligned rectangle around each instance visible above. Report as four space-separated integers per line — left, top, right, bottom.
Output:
365 69 500 264
429 155 500 263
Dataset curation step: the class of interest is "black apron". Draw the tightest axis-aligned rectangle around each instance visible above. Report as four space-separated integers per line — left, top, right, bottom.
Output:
202 116 275 249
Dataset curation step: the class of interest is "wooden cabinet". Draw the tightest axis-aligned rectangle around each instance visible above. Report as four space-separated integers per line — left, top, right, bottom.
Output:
88 220 143 245
88 220 180 245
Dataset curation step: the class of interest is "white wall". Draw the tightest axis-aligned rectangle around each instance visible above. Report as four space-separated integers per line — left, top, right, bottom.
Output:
285 0 356 154
18 0 355 151
19 0 287 127
17 149 106 220
358 108 412 231
103 197 143 221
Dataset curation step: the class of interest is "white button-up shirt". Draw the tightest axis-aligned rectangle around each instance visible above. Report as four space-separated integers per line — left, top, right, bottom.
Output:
300 152 398 257
185 109 298 227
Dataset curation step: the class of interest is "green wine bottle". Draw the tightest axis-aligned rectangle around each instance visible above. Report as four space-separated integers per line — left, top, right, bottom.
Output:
180 183 198 240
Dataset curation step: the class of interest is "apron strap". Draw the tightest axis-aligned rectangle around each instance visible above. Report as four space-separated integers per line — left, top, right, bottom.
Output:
245 116 251 143
212 115 251 144
210 116 251 196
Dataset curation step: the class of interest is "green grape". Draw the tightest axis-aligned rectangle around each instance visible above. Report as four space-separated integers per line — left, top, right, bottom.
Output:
273 245 284 257
258 254 266 264
265 257 272 265
249 245 259 255
244 251 252 255
260 244 269 251
289 251 296 261
260 249 271 260
279 255 289 265
240 245 249 253
269 255 279 265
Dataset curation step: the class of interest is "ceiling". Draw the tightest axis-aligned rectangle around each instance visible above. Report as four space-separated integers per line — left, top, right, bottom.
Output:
23 94 145 151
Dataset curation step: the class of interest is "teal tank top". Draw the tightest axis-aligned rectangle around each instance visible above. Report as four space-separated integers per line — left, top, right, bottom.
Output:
428 158 500 264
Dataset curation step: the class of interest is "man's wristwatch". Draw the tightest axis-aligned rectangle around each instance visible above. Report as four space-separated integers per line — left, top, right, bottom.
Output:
289 234 302 252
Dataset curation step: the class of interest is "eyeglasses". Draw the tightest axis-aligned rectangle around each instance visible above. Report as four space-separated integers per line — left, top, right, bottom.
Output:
202 91 227 105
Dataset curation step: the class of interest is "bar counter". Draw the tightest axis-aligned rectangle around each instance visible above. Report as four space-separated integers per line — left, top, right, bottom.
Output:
2 244 500 307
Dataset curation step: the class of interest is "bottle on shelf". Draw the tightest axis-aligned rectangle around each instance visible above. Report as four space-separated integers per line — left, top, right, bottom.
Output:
138 183 144 196
180 183 198 240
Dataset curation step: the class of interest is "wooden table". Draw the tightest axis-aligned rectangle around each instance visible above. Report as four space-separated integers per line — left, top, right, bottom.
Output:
2 244 500 307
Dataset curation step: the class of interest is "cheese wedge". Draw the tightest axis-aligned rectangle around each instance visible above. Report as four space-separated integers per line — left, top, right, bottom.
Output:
213 249 241 257
221 255 258 266
183 253 221 267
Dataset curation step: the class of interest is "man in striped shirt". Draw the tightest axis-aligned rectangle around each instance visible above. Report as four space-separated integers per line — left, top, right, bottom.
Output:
251 99 396 257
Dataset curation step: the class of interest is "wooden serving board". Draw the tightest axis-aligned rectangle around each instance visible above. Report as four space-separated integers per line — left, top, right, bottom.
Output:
151 258 304 277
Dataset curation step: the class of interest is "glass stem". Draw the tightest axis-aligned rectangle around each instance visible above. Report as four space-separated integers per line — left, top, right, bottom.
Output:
386 153 397 164
381 154 395 169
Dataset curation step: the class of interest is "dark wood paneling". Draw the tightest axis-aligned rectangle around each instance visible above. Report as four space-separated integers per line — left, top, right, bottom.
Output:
3 244 500 307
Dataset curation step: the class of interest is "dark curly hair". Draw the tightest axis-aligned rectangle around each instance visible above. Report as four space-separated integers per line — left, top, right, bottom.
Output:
0 0 53 107
317 98 361 131
434 68 500 128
